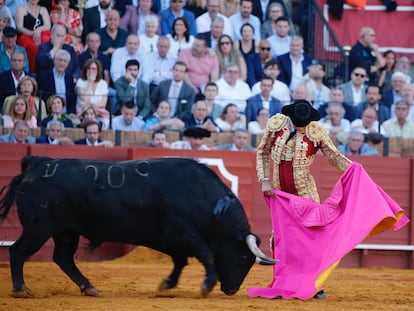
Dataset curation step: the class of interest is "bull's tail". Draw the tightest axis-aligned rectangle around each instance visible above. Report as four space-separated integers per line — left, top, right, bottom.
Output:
0 173 24 218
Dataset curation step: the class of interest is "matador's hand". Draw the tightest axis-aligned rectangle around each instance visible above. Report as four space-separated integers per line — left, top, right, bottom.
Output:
261 180 275 197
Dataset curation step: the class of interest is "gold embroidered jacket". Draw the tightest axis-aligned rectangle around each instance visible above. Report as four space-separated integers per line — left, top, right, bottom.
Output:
256 114 352 202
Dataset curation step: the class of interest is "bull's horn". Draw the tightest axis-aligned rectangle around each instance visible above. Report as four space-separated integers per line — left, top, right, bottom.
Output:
245 234 278 264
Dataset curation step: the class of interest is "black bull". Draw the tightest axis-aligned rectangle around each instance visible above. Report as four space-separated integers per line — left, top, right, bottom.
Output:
0 156 275 298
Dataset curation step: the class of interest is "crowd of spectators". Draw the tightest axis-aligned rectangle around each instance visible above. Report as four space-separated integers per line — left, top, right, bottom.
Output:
0 0 413 154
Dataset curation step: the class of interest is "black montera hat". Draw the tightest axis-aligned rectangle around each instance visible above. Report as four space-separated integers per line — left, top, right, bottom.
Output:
282 100 320 127
183 127 211 138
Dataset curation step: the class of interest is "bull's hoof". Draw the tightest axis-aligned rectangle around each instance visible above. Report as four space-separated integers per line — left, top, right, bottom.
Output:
158 278 177 291
12 286 33 298
80 285 99 297
201 278 217 297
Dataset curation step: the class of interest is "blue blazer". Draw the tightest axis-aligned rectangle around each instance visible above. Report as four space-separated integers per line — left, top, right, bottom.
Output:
354 101 390 124
277 52 313 87
245 94 282 123
0 70 20 112
159 8 197 36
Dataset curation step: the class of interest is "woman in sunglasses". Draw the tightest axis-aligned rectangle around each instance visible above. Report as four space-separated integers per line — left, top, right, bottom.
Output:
215 34 246 81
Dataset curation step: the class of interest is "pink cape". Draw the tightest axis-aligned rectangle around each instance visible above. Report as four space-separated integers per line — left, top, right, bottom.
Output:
247 162 409 300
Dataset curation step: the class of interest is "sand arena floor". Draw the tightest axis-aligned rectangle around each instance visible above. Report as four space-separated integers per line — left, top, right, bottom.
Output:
1 247 414 311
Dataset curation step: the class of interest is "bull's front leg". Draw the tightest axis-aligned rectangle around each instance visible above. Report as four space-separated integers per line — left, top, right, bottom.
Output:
198 253 218 297
159 255 188 290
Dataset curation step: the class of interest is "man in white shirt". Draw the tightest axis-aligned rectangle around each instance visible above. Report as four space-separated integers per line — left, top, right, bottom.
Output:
112 101 145 131
215 63 252 113
196 0 231 36
229 0 261 41
147 36 176 90
267 16 291 57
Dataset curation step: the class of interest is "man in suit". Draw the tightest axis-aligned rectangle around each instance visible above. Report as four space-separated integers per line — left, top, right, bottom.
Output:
114 59 152 119
0 50 27 112
338 67 368 106
36 49 76 114
182 99 220 132
0 120 35 144
252 0 288 23
82 0 114 44
246 39 274 87
36 119 73 145
150 61 195 118
74 120 114 147
215 128 255 151
197 16 225 49
277 35 313 91
36 24 79 78
354 85 390 124
381 71 406 109
246 76 282 123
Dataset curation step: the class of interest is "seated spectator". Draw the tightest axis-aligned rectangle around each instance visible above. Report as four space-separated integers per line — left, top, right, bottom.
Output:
40 95 74 128
246 39 275 88
320 102 351 137
351 107 386 136
246 75 282 123
291 83 308 101
75 59 109 129
74 120 114 147
177 34 219 94
159 0 197 36
219 0 239 17
196 0 231 35
170 126 211 150
267 16 292 58
0 4 13 31
228 0 260 41
234 23 258 65
394 56 412 84
318 87 356 122
338 67 368 106
15 0 51 73
336 130 378 156
215 127 254 151
215 62 251 113
0 26 30 73
77 103 102 129
378 49 396 92
120 0 161 36
214 103 246 132
35 24 79 78
260 2 293 39
81 0 113 44
150 60 195 118
203 81 223 119
400 83 414 122
139 15 160 54
197 15 225 49
112 101 145 131
148 128 170 148
0 119 36 143
182 99 220 132
114 59 151 119
248 107 269 135
144 100 184 131
354 85 389 124
96 9 128 58
381 71 406 110
50 0 84 55
167 17 195 58
2 95 37 128
382 99 414 138
36 119 73 145
2 76 47 121
185 0 207 18
250 59 291 106
215 34 247 81
301 60 330 109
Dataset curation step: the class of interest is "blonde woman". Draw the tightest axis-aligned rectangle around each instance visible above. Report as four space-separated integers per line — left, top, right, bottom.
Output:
2 95 37 128
215 34 246 81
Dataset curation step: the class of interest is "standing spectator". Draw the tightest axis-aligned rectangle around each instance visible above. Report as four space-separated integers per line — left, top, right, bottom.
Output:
159 0 197 36
182 99 220 132
196 0 231 36
197 15 225 49
166 17 195 57
150 60 195 118
349 26 385 85
216 128 255 151
75 59 109 128
0 120 36 143
215 34 247 81
246 39 274 87
229 0 260 41
318 87 356 123
301 60 330 110
15 0 51 73
96 9 128 58
110 34 151 83
277 35 313 92
74 120 114 147
40 94 73 128
144 100 184 131
351 107 386 136
267 16 291 57
203 81 223 120
246 75 281 123
114 59 151 119
378 50 396 92
337 130 378 156
177 34 219 93
382 100 414 138
381 71 405 109
82 0 113 43
36 119 73 145
147 36 176 91
251 59 291 106
170 126 211 150
248 107 269 135
354 85 389 124
148 129 171 148
35 24 79 78
338 67 368 106
112 100 145 131
215 62 251 113
120 0 160 36
36 49 76 114
0 26 29 73
1 95 37 128
320 102 351 137
214 103 246 132
49 0 83 55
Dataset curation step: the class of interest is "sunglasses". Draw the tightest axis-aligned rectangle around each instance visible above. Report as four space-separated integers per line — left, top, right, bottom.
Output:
260 47 271 51
220 41 231 46
171 0 183 3
353 72 366 78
